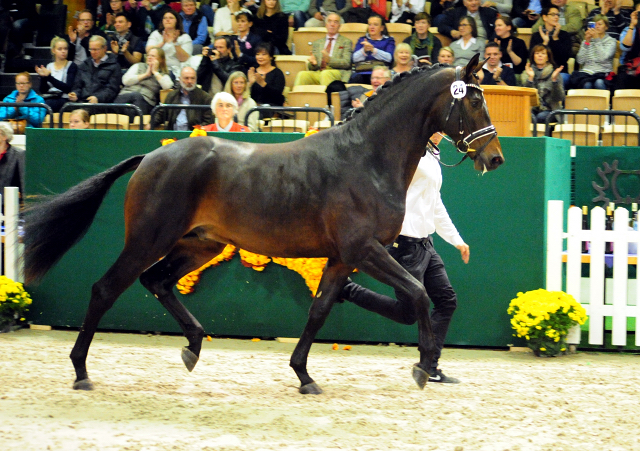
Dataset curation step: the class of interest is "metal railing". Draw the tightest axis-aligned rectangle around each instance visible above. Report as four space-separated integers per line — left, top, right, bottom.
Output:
59 103 144 130
544 109 640 146
244 106 334 132
0 102 54 128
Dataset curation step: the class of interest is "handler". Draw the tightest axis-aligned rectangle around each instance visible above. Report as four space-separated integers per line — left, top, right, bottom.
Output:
342 133 469 384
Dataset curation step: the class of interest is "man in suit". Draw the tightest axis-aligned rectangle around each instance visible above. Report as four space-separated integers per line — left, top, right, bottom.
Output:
436 0 498 42
294 12 353 86
149 66 214 130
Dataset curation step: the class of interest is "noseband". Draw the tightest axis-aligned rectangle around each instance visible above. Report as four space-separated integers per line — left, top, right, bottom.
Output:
427 66 497 167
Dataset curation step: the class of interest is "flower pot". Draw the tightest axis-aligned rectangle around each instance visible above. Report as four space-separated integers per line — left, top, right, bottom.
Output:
528 336 567 357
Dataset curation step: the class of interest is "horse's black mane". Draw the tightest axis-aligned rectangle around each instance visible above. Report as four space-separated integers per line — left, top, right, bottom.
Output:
339 63 450 125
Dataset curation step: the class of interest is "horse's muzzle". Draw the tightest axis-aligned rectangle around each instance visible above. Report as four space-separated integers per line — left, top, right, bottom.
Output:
472 146 504 172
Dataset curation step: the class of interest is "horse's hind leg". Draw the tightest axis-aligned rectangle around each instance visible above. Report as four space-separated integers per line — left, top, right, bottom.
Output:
139 238 226 372
71 250 160 390
290 259 353 395
355 241 437 390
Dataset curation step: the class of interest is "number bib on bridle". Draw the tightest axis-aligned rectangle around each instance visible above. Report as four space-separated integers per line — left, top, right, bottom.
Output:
427 66 497 167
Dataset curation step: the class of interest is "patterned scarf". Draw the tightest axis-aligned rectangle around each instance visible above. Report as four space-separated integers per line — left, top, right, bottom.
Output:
408 32 434 56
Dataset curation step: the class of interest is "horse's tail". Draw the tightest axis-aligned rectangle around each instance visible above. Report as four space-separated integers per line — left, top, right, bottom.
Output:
24 155 145 284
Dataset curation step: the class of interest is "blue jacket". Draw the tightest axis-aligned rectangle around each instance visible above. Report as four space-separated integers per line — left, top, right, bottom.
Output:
0 89 46 128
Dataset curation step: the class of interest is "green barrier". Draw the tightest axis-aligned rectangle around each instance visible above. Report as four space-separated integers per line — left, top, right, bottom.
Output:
25 130 571 347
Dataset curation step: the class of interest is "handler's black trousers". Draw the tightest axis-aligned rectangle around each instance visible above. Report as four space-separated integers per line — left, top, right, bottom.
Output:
342 235 458 370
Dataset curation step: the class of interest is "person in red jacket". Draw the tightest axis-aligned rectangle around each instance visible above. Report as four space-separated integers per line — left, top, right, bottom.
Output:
201 91 251 132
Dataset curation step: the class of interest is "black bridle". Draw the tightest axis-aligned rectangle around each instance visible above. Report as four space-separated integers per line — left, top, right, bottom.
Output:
426 66 498 168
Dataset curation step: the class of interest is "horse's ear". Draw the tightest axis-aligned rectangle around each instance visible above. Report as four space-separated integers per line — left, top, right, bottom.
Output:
463 53 481 81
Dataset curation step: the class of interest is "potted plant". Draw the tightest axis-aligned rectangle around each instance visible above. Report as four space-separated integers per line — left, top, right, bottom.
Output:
508 289 587 357
0 275 32 333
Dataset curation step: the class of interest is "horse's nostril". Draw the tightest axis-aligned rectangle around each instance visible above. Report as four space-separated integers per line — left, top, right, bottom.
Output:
491 156 504 167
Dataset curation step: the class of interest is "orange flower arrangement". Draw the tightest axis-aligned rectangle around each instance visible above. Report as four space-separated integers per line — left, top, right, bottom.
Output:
176 244 237 294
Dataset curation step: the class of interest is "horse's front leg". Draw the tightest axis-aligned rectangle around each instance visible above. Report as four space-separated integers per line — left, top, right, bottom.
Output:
356 241 437 390
290 258 353 395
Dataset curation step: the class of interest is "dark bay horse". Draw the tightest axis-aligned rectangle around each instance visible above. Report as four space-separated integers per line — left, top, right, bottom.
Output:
24 55 504 395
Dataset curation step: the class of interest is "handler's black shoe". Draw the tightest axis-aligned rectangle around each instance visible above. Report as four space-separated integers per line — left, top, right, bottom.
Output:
428 368 460 384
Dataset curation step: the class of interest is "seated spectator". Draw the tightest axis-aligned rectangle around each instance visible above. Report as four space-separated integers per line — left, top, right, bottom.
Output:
294 12 353 86
224 71 259 131
390 0 425 25
487 0 512 17
0 72 45 128
282 0 313 29
201 91 252 131
149 66 214 130
115 48 175 115
529 6 571 85
0 122 25 198
68 35 122 105
146 10 193 77
584 0 631 41
213 0 242 36
305 0 352 27
351 66 391 108
511 0 542 29
100 0 138 34
233 11 261 71
403 12 442 64
493 16 528 75
450 16 485 67
531 0 583 55
437 46 455 64
436 0 497 42
350 13 396 84
198 36 245 95
392 43 415 74
523 44 564 124
35 37 78 113
253 0 292 55
478 42 517 85
343 0 387 24
108 12 144 71
248 42 286 106
180 0 210 55
65 9 107 66
69 109 91 129
615 7 640 90
570 15 616 90
136 0 172 41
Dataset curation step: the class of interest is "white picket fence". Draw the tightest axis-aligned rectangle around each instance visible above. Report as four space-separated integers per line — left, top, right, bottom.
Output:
546 200 640 347
0 187 21 282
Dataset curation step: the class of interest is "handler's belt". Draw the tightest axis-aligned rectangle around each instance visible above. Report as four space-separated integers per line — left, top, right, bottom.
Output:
394 235 430 247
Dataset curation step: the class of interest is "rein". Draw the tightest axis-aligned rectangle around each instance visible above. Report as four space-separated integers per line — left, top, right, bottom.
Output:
426 66 497 167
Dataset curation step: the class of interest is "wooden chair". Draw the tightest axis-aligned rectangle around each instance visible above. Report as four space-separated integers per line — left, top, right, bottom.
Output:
518 28 533 49
132 115 151 129
312 120 334 130
90 114 130 130
275 55 309 89
292 85 327 93
430 27 451 47
386 22 412 46
339 23 367 48
262 119 309 133
601 124 639 146
292 28 326 56
564 89 610 126
552 123 600 145
41 113 59 129
286 90 341 122
612 89 640 114
159 89 172 104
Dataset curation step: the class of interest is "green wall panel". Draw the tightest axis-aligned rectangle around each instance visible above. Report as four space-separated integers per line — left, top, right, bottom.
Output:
24 130 571 346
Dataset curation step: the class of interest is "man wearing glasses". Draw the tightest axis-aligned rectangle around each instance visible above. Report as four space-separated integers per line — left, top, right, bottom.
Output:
436 0 498 42
65 9 107 65
0 72 46 128
68 36 122 105
529 6 572 84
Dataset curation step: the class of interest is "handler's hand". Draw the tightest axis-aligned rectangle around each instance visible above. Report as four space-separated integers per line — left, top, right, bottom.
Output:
456 243 470 264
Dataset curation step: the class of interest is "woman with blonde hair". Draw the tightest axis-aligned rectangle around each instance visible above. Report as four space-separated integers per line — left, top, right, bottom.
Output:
68 109 91 129
115 47 175 115
437 46 455 64
224 71 259 132
392 43 414 75
35 36 78 113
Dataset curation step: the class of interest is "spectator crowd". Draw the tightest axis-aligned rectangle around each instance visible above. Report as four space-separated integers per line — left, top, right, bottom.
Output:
1 0 640 131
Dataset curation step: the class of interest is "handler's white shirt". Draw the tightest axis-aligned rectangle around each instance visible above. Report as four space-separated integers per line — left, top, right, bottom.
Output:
400 152 465 247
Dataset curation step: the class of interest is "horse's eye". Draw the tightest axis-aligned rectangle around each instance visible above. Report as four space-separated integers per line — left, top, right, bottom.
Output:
471 100 482 108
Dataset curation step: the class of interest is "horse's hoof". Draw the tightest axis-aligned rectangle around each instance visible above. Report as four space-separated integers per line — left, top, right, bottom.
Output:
73 378 94 391
412 364 429 390
181 347 199 372
299 382 323 395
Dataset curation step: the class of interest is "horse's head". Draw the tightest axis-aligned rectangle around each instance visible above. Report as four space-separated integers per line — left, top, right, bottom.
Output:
440 54 504 172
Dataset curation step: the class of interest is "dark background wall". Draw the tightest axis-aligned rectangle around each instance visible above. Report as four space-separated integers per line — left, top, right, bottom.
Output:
24 130 571 347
